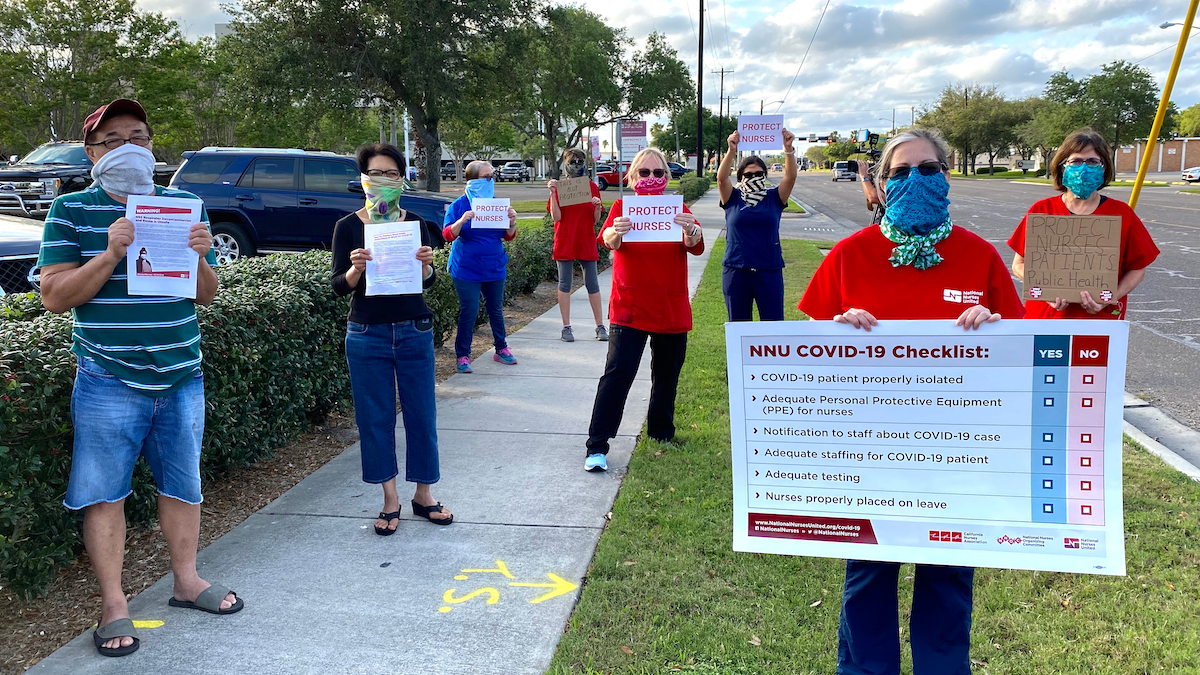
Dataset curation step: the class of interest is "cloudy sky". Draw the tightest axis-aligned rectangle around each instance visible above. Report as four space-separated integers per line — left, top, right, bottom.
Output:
151 0 1198 150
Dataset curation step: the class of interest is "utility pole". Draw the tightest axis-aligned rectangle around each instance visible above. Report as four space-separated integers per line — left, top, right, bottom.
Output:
695 0 705 177
712 68 734 166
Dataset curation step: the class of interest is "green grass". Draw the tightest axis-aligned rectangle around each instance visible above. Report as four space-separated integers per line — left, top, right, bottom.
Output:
784 199 806 214
516 217 544 230
1180 188 1200 194
510 196 620 213
548 239 1200 674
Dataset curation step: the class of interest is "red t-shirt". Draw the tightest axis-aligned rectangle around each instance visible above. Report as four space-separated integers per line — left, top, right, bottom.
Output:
599 198 705 333
1007 195 1159 320
799 225 1025 321
548 181 601 261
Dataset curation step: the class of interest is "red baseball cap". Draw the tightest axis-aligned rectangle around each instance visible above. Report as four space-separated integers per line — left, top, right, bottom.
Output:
82 99 148 140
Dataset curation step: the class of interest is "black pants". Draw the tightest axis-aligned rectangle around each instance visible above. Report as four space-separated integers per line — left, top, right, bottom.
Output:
722 266 785 322
586 325 688 455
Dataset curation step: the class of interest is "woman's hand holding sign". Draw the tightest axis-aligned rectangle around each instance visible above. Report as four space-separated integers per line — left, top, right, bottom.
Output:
954 304 1001 330
677 212 702 247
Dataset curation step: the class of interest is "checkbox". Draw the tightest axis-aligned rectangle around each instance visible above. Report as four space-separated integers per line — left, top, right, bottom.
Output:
1042 479 1053 489
1043 456 1053 465
1081 457 1092 467
1081 505 1092 515
1083 374 1094 384
1044 397 1055 407
1081 433 1092 443
1081 481 1092 491
1043 432 1054 442
1082 398 1093 408
1043 504 1054 513
1044 374 1055 384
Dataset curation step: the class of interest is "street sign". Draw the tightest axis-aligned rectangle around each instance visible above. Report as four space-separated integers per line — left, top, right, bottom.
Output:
620 120 647 161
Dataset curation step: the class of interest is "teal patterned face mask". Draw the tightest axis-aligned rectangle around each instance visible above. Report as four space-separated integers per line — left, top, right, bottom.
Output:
878 218 953 270
1062 163 1105 199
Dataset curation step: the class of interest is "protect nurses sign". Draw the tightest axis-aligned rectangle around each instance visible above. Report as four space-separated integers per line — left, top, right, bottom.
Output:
725 319 1129 576
737 115 785 152
621 195 683 243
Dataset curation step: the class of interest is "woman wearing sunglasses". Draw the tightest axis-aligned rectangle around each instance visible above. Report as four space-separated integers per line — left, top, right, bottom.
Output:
800 129 1023 675
583 148 704 473
332 143 452 532
443 160 519 373
716 128 797 321
1007 128 1158 319
547 148 607 342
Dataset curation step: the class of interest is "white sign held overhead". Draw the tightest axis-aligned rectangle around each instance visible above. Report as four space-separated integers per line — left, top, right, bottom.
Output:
738 115 786 152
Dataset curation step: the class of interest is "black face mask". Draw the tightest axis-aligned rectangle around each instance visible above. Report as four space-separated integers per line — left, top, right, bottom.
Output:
565 161 587 177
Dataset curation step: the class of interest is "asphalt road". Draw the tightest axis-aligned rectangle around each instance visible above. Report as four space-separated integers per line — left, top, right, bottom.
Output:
789 172 1200 430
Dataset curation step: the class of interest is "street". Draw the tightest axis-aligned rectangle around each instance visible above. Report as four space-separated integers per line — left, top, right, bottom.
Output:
789 172 1200 429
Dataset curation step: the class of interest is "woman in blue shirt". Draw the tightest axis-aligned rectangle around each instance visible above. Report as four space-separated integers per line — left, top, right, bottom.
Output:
442 160 519 372
715 128 797 321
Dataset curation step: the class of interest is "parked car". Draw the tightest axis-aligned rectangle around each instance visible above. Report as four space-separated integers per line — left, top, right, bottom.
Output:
169 147 454 264
594 162 631 190
770 163 784 172
497 161 531 182
0 213 43 295
667 162 689 179
441 161 459 180
1183 166 1200 184
0 142 176 217
832 161 857 182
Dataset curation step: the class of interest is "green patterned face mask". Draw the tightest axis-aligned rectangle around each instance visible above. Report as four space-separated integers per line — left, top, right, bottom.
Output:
361 173 407 222
878 218 953 270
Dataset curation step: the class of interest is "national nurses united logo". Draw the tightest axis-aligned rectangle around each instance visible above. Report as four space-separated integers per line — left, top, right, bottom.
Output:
1029 286 1043 299
1099 290 1113 302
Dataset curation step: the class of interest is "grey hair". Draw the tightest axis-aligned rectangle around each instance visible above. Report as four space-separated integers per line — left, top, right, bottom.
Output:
872 128 952 197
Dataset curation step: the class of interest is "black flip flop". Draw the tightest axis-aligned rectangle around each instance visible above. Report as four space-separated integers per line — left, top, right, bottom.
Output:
168 584 244 615
93 618 140 657
411 500 454 526
374 510 401 536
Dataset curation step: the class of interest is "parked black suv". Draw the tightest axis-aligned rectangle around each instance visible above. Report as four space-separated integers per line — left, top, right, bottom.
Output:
0 142 176 217
170 148 454 264
0 214 44 295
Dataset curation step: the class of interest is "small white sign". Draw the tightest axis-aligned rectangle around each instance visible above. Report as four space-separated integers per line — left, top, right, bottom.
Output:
470 198 511 229
738 115 786 152
125 195 202 299
1167 148 1177 155
621 195 684 243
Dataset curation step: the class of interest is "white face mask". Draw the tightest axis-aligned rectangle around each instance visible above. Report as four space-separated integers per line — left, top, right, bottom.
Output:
91 143 156 197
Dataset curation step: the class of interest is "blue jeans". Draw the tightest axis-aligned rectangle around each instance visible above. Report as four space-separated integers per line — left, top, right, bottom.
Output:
837 560 974 675
722 266 785 322
65 355 205 510
345 320 440 485
452 276 507 358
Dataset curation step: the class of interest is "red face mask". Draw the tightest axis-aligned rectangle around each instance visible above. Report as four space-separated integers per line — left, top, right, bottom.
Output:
633 175 667 195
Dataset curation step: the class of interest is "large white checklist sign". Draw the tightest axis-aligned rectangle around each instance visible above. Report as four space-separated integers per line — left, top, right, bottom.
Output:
725 320 1128 576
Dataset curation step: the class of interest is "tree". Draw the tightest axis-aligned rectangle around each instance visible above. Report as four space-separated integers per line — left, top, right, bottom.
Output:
228 0 530 191
825 140 859 162
440 110 517 181
805 145 828 169
1041 62 1175 152
1181 102 1200 137
651 105 733 170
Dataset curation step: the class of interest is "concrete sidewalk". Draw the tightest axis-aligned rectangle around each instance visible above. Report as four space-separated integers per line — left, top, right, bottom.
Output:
30 193 720 675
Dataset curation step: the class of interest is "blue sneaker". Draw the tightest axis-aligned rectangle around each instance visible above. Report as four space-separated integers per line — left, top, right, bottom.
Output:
456 357 473 373
584 453 608 472
494 347 517 365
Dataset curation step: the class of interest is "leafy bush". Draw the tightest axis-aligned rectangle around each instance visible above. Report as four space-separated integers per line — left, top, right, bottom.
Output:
678 174 713 201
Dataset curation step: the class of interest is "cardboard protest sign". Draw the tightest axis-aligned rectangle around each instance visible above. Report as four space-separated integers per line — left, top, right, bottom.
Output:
556 177 593 207
470 198 511 229
622 195 684 243
1023 214 1121 303
737 115 785 152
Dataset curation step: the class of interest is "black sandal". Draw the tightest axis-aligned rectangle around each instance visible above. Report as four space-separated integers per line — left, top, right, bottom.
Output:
93 618 140 657
374 510 401 536
411 501 453 526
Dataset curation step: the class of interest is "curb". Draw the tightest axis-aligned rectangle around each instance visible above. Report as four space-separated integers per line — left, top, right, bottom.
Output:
1123 423 1200 483
1177 190 1200 197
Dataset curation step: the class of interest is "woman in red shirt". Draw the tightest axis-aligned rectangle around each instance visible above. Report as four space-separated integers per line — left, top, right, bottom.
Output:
583 148 705 473
799 129 1024 675
547 148 607 342
1008 128 1159 319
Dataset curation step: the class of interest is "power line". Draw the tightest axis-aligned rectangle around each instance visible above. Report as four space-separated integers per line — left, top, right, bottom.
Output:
775 0 832 114
703 0 725 72
720 0 734 67
683 0 698 47
1134 29 1200 64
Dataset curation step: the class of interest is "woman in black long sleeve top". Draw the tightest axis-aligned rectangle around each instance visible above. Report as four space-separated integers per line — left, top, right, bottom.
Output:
331 143 453 534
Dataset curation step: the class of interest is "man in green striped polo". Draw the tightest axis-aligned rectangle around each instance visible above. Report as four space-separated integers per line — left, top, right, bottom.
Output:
38 100 244 658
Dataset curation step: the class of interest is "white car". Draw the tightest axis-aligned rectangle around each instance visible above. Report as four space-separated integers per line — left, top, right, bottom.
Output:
832 161 857 182
770 163 783 172
1183 166 1200 183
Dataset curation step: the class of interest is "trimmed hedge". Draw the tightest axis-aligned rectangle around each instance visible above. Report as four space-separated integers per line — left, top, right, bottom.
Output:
678 174 713 202
0 233 566 598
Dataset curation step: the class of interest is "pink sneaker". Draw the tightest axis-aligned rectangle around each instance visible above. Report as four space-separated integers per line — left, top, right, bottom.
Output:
456 357 473 373
493 347 517 365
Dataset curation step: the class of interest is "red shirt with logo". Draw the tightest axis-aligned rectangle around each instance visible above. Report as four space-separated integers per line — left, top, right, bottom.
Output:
548 181 602 261
599 198 705 333
799 225 1025 321
1007 195 1159 320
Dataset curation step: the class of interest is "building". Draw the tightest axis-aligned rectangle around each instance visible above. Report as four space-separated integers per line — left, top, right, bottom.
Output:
1116 137 1200 174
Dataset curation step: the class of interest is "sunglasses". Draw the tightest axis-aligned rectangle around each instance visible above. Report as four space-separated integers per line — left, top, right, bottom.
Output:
742 171 766 179
888 161 946 181
637 168 667 178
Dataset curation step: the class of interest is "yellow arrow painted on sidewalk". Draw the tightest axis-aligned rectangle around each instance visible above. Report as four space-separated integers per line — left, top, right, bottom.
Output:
508 574 578 604
92 620 164 629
